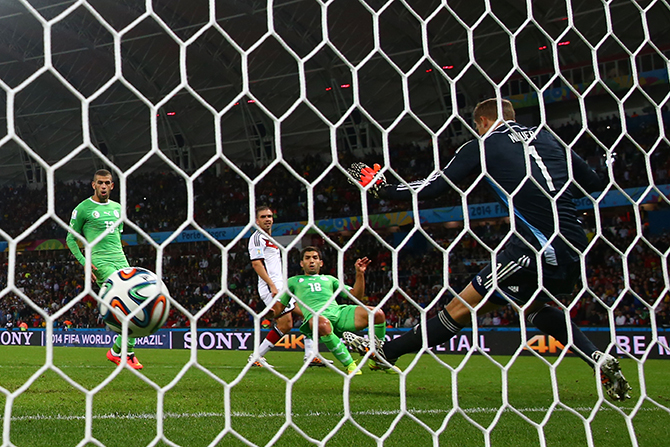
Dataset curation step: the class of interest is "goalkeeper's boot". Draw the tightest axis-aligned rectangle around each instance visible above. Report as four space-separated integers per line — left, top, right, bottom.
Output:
307 357 332 367
106 349 144 370
592 351 632 401
346 361 362 376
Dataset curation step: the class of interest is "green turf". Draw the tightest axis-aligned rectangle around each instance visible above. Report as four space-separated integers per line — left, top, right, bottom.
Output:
0 346 667 447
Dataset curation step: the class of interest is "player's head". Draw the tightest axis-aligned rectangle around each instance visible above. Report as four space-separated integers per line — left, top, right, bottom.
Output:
300 246 323 275
91 169 114 203
473 98 515 136
255 205 274 233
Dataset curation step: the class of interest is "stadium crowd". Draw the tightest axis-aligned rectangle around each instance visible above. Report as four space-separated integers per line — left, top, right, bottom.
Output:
1 220 668 332
0 110 668 241
0 110 668 332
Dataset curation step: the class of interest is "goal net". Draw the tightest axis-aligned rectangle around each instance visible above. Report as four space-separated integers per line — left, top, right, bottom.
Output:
0 0 668 446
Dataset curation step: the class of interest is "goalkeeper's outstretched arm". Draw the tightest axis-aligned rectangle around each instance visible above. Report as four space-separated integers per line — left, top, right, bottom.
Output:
349 140 481 202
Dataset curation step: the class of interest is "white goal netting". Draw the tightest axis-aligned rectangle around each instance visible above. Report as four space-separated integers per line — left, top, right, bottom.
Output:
0 0 669 446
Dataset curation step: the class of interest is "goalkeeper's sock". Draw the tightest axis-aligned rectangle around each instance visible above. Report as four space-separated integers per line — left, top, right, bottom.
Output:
384 310 463 361
374 323 386 341
258 326 284 357
320 333 354 367
527 306 597 366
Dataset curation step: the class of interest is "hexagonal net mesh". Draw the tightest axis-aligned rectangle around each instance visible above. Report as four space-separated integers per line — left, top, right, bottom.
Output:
1 0 669 445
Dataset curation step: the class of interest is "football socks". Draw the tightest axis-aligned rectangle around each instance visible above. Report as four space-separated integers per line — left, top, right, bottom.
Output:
384 310 463 361
320 333 354 367
527 305 598 365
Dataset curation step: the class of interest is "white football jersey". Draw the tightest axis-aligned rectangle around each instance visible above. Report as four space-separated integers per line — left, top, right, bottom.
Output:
248 229 284 296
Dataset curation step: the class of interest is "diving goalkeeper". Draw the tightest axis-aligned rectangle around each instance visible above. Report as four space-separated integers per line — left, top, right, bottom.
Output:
343 98 631 401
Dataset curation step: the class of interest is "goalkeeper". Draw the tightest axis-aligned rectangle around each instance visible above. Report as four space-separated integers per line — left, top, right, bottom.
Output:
274 246 388 375
66 169 143 370
344 98 631 401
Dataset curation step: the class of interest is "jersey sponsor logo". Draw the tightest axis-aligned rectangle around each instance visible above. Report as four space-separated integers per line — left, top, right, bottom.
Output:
103 211 111 216
264 239 278 249
508 285 519 293
298 278 305 283
92 210 100 218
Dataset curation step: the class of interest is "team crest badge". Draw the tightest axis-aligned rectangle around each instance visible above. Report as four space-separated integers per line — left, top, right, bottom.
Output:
92 211 100 218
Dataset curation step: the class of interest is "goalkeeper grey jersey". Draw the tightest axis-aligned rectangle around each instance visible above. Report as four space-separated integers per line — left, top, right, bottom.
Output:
379 121 603 267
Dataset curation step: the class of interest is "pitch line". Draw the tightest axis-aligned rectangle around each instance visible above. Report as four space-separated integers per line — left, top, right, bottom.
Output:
8 406 664 422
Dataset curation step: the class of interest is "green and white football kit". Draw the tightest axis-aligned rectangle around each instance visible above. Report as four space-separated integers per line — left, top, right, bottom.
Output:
280 274 356 337
279 274 385 371
66 197 136 357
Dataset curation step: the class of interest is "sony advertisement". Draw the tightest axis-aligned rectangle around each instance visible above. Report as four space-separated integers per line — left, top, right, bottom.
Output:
1 327 668 360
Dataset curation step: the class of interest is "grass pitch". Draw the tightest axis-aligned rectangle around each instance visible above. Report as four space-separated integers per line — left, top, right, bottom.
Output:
0 346 667 447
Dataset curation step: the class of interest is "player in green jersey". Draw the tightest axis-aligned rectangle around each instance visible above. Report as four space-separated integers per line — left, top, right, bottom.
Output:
276 246 388 375
66 169 143 370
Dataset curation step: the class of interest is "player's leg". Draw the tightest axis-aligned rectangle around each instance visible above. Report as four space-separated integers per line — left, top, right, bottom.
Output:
380 284 497 362
292 303 328 366
525 299 630 400
525 300 599 363
350 305 398 372
524 267 632 400
98 263 143 370
343 254 507 366
314 314 359 375
107 336 142 369
352 305 387 340
249 294 291 367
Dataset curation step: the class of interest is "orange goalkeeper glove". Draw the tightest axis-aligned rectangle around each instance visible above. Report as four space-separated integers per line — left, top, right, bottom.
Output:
347 162 387 198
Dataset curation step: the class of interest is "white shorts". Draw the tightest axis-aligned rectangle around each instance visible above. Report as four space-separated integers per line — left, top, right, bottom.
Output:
260 290 296 317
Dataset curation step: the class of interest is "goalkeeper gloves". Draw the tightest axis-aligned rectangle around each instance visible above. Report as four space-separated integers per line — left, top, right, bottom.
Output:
347 162 387 198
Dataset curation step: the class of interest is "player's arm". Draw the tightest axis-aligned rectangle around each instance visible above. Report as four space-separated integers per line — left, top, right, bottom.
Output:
66 207 98 282
65 207 87 266
275 281 295 316
349 257 371 300
569 150 604 197
251 259 279 297
349 140 481 201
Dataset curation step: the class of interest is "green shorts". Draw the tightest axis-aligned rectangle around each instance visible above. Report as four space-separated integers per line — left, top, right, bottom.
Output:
299 304 358 338
95 260 130 287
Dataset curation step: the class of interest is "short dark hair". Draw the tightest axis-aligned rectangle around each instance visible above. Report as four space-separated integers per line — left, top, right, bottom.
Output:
255 205 272 217
93 169 112 181
473 98 516 125
300 246 321 260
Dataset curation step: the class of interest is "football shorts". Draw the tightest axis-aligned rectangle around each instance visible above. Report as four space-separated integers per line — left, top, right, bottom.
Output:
471 248 580 306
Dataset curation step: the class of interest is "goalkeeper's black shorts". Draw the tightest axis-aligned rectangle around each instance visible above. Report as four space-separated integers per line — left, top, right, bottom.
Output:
470 246 580 306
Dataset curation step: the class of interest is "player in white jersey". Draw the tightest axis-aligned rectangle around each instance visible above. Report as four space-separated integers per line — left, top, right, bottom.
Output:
247 205 325 367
